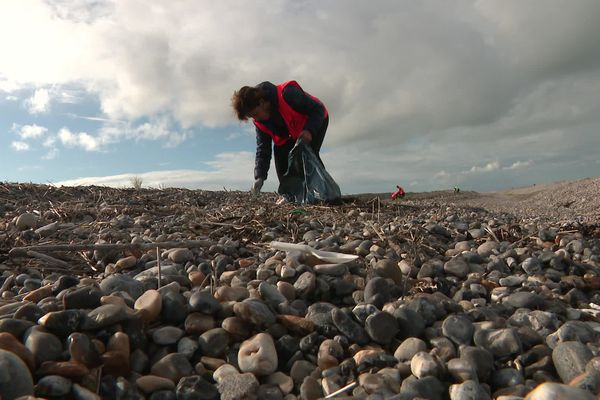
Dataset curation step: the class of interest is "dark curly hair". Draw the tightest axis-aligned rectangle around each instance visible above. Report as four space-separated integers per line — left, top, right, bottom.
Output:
231 86 264 121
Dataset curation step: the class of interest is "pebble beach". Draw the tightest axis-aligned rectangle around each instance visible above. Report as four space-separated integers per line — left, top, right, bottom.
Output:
0 178 599 400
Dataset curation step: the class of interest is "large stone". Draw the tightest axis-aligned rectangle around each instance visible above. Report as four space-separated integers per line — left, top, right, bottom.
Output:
24 326 63 366
552 341 593 383
217 372 259 400
449 380 491 400
151 353 193 383
374 259 403 285
442 314 474 345
238 333 278 376
365 311 399 345
34 374 73 397
0 349 34 399
134 289 162 322
176 375 219 400
100 274 145 299
331 308 369 345
524 382 595 400
473 328 522 358
233 299 276 328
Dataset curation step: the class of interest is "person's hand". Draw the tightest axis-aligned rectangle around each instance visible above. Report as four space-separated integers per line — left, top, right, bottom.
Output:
299 130 312 144
251 178 264 194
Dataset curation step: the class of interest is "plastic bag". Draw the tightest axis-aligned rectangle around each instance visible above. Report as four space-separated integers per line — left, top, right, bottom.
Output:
278 139 341 204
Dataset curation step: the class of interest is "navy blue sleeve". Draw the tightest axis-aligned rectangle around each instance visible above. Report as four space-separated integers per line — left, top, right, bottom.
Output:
282 85 326 135
254 127 272 180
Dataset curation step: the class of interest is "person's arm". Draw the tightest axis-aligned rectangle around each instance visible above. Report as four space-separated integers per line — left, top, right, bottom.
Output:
254 127 272 180
282 85 326 138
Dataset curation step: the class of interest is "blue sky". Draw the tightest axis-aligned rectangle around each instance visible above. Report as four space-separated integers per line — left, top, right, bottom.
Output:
2 1 600 194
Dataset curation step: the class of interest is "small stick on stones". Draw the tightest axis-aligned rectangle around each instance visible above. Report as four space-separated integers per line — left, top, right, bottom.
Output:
325 381 357 399
156 247 162 289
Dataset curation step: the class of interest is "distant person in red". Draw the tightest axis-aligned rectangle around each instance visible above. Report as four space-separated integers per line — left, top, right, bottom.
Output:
231 81 328 196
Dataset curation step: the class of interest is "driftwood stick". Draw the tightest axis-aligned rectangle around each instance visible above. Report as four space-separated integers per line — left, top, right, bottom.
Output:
26 250 71 268
9 240 211 258
156 247 162 289
325 381 357 399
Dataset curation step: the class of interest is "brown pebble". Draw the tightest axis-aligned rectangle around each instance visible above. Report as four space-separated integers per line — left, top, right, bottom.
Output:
277 315 315 335
23 285 52 303
221 316 252 340
107 332 130 355
188 271 206 287
0 332 35 371
201 356 226 370
185 313 215 335
115 255 137 271
102 350 130 377
134 289 162 323
38 360 90 379
136 375 175 394
238 258 256 269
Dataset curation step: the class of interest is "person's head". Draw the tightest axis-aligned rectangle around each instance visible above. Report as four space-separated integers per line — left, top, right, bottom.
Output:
231 86 270 121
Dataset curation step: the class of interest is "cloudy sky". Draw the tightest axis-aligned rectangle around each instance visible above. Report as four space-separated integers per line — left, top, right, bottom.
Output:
2 0 599 194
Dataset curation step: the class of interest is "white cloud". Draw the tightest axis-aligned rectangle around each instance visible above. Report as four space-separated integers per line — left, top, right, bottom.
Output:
13 123 48 139
54 151 262 191
11 141 30 151
58 127 100 151
42 148 59 160
467 161 501 174
1 1 600 191
26 88 51 113
503 160 533 170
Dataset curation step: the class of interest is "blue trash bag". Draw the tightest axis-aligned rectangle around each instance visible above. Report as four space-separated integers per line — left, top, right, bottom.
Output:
278 139 341 204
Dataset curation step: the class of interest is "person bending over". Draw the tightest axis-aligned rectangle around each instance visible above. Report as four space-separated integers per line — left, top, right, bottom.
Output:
231 80 328 198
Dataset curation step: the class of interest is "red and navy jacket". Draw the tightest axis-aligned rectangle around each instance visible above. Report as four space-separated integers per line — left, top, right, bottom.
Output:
253 81 328 180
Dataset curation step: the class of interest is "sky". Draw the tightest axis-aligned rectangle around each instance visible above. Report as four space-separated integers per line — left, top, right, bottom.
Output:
1 0 599 194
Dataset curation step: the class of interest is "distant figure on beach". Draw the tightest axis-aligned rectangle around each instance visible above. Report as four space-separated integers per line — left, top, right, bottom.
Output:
231 81 328 198
454 186 460 194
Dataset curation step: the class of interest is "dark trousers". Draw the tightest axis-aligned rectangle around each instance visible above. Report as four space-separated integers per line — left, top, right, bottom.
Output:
274 116 329 183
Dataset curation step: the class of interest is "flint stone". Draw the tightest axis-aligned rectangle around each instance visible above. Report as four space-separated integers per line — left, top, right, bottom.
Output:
546 321 597 349
331 308 369 345
259 282 286 307
217 372 259 400
473 328 522 358
63 286 103 309
81 304 129 330
552 341 593 383
176 375 219 400
199 328 230 358
397 375 446 400
189 290 222 315
504 292 545 309
442 314 474 345
152 326 184 345
234 299 276 328
477 241 499 257
444 257 470 278
151 353 193 383
24 326 63 366
461 346 494 382
100 274 144 299
35 374 72 397
394 337 427 362
522 257 542 275
364 277 390 309
447 358 478 382
305 302 336 333
449 380 491 400
0 349 34 399
374 259 403 285
411 351 442 379
168 248 194 264
38 309 86 338
393 307 426 339
365 311 399 345
524 382 595 400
